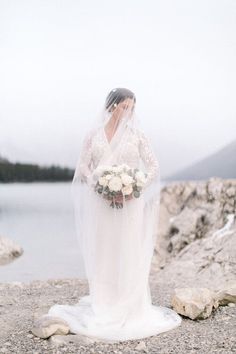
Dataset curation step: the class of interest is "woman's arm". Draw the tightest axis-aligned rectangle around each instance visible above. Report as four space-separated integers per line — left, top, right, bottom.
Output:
73 131 93 184
138 130 160 189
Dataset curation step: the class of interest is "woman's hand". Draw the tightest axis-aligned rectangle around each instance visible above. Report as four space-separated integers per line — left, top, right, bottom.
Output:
114 194 123 202
124 193 133 201
102 193 133 202
114 193 133 202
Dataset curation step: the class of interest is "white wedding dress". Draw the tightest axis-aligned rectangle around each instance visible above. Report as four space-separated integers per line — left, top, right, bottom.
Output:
47 126 182 342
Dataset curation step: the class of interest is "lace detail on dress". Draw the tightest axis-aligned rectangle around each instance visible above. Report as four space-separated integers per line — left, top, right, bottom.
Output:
74 127 159 188
138 129 160 189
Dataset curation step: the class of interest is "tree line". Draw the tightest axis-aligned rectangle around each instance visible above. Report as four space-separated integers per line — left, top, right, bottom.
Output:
0 161 74 182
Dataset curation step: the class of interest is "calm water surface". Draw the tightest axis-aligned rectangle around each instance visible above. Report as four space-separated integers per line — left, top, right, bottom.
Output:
0 182 83 283
0 181 167 283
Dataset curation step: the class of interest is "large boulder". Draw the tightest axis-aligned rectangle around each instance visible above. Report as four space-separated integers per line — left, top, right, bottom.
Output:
214 283 236 306
171 287 218 320
152 177 236 289
171 282 236 320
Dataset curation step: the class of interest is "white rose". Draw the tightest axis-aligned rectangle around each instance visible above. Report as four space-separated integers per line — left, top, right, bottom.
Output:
105 174 112 180
93 167 104 177
122 184 133 195
99 176 108 187
135 170 147 184
111 166 119 173
108 176 123 192
136 180 145 187
120 173 134 186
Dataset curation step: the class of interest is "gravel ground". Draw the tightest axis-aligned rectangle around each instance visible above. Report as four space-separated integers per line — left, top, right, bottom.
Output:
0 277 235 354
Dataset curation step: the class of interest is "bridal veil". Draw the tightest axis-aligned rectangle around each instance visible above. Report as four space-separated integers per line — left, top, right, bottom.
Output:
47 87 182 341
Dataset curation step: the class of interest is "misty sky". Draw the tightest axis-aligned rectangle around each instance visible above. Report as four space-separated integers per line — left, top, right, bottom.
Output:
0 0 235 176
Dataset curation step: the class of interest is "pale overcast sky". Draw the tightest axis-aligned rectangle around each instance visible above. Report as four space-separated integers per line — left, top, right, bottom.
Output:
0 0 235 176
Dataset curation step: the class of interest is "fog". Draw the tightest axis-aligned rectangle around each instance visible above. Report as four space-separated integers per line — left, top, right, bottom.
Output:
0 0 235 176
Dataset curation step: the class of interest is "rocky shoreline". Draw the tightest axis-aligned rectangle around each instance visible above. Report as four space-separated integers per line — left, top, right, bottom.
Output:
0 277 235 354
152 177 236 289
0 177 235 353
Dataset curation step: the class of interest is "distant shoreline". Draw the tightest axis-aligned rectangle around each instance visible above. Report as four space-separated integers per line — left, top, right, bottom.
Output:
0 160 74 182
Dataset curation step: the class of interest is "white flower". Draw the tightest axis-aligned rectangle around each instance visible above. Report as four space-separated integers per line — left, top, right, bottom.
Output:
120 173 134 186
136 180 145 187
111 166 119 173
135 170 147 184
108 176 123 192
99 176 108 187
105 174 112 180
94 165 108 176
122 184 133 195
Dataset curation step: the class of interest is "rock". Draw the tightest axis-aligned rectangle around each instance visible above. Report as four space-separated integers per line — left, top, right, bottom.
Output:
171 287 218 320
226 186 235 198
215 283 236 306
151 178 236 289
156 227 236 289
167 207 209 254
31 315 70 339
0 235 23 265
135 340 148 352
207 177 224 201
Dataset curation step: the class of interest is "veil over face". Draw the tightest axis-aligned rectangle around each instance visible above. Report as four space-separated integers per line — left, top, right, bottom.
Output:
71 87 161 282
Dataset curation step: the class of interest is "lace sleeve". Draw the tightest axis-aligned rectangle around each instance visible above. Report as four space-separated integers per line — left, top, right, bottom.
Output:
138 130 159 189
73 131 93 184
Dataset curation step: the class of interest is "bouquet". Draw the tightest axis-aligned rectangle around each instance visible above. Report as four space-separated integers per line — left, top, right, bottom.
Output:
93 163 148 209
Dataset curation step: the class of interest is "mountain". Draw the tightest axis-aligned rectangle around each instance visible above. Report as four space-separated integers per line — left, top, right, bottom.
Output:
164 139 236 181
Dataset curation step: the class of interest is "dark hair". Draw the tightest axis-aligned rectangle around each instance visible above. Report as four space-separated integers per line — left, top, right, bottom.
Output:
105 87 136 112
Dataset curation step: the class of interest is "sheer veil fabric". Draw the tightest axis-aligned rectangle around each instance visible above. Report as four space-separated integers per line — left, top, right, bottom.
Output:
47 88 182 341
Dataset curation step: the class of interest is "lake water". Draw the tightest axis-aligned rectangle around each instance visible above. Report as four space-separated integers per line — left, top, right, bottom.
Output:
0 182 84 283
0 181 167 283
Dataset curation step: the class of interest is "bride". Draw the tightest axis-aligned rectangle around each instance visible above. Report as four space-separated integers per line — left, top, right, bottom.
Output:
47 87 182 341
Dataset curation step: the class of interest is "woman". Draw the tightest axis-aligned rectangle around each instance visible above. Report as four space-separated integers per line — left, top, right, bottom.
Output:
47 88 182 341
